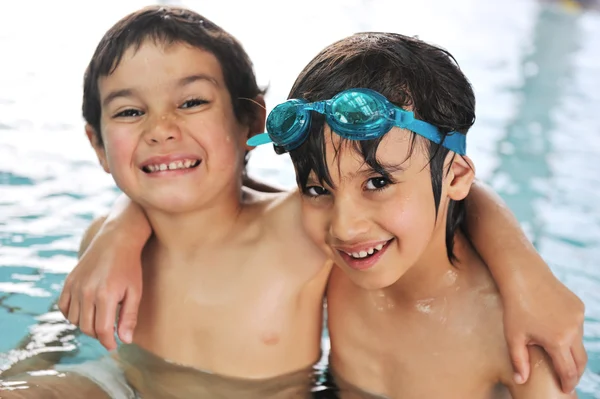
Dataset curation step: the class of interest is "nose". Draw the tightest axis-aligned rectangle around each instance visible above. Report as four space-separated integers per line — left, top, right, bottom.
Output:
143 114 182 145
329 195 371 243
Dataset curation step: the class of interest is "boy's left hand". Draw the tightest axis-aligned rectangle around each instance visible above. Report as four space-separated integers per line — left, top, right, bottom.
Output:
503 269 586 394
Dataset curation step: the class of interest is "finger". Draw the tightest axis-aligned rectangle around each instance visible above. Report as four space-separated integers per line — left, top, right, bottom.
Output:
117 288 142 344
66 294 81 327
507 335 530 385
78 297 97 338
549 346 578 394
572 342 588 382
57 289 71 319
57 278 73 318
95 292 119 351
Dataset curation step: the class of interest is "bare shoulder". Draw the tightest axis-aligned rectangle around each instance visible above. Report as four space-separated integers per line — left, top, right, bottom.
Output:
458 267 575 398
250 189 305 236
245 188 330 280
502 346 577 399
451 238 575 398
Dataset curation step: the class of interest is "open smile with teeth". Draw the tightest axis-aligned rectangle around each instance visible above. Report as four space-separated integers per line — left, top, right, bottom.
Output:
142 159 201 173
342 240 391 259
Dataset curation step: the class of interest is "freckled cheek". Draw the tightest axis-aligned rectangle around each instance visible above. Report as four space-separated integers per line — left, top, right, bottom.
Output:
103 133 138 172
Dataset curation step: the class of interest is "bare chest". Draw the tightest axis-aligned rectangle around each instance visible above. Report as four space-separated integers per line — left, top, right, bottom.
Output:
327 277 508 399
134 248 326 377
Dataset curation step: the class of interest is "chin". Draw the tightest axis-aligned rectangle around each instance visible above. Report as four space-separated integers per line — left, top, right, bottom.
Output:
346 266 407 291
142 195 205 215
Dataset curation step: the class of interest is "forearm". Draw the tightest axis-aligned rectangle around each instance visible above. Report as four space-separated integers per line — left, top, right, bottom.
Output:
100 194 152 250
464 180 552 293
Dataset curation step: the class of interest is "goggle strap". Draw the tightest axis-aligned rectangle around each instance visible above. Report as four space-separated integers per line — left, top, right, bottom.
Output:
405 120 466 155
441 131 467 155
247 133 273 147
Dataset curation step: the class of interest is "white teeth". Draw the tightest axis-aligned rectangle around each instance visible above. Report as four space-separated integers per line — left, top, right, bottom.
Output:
144 159 200 173
346 241 388 259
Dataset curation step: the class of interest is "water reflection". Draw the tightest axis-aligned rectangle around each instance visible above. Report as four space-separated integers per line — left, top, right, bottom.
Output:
490 4 581 241
489 3 600 397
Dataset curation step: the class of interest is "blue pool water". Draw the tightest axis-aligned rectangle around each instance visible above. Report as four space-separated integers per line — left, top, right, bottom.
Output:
1 0 599 396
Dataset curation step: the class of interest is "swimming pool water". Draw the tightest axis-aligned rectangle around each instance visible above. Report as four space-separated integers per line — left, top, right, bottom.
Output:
1 0 599 396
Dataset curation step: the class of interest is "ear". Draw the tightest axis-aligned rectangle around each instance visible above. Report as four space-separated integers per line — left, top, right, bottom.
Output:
446 155 475 201
85 124 110 173
244 95 267 152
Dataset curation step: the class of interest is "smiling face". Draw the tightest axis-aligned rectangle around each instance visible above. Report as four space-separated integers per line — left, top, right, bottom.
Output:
87 40 252 214
298 126 474 290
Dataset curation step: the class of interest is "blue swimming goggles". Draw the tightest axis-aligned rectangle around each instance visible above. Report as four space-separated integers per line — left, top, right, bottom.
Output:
247 88 466 155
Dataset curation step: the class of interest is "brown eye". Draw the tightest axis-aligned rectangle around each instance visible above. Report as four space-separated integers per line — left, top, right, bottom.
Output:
180 98 208 109
304 186 329 197
114 108 144 118
365 177 390 191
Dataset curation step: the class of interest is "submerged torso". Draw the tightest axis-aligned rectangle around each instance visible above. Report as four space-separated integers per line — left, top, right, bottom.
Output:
116 344 316 399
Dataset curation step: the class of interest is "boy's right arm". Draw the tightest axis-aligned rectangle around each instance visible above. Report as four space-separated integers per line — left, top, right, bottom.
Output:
58 194 151 350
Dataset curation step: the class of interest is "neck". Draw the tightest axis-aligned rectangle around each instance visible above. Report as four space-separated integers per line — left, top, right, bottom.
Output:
143 184 246 257
385 226 465 304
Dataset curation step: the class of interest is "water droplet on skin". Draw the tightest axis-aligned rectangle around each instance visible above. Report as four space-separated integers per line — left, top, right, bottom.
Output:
415 298 434 314
443 270 458 286
370 290 395 311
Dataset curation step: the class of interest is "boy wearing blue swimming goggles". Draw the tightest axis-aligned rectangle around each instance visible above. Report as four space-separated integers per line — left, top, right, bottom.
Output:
250 32 581 398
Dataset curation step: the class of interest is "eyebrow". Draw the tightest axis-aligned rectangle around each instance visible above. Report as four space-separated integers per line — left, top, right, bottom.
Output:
178 74 218 88
101 74 219 108
354 162 406 178
102 88 135 108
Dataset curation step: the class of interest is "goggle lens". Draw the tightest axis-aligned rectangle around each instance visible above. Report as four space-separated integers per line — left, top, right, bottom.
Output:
267 101 301 138
331 91 386 126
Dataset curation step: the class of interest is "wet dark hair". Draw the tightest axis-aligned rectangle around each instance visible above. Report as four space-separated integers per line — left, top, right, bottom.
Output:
288 32 476 261
82 5 265 168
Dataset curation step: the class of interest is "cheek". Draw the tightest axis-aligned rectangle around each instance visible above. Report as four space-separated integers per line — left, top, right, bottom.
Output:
196 119 244 170
380 187 437 246
103 132 138 177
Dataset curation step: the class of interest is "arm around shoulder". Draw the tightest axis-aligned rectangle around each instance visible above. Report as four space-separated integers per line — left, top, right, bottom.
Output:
78 194 151 258
78 216 108 258
465 180 586 392
59 194 150 350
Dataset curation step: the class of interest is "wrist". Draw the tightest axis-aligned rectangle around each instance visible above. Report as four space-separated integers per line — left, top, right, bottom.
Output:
101 214 151 249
